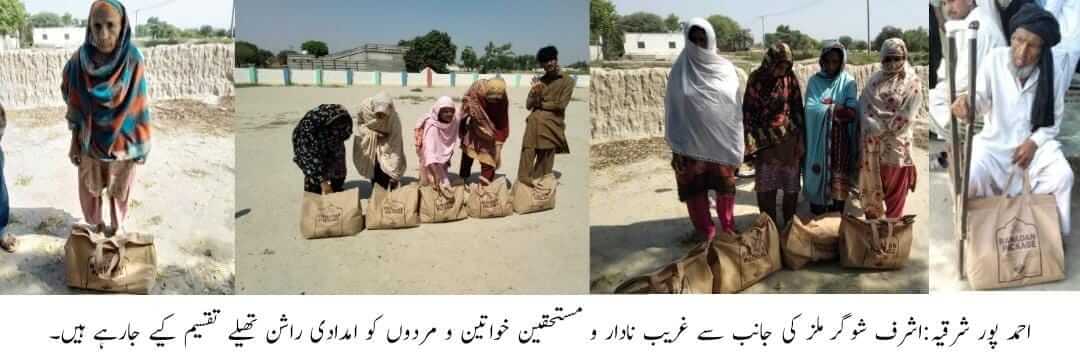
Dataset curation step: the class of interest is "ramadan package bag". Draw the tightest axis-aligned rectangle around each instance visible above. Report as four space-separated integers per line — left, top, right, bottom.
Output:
300 188 365 239
65 224 157 294
419 176 469 223
613 240 714 294
838 214 914 269
512 174 557 214
963 173 1065 290
710 213 782 293
466 176 514 218
781 212 843 269
367 182 421 229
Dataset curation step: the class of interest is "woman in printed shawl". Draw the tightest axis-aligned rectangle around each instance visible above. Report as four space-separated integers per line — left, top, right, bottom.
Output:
803 41 860 215
458 78 509 185
743 42 805 228
292 104 353 194
62 0 150 236
858 38 923 219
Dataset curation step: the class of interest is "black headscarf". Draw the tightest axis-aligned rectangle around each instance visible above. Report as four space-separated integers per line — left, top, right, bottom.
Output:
1009 3 1060 132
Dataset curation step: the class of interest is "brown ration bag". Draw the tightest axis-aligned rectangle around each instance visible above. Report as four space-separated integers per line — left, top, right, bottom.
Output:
467 176 514 218
963 174 1065 290
839 214 914 269
367 183 420 229
300 188 365 239
419 177 469 223
512 174 557 214
710 213 782 293
65 224 157 294
613 241 714 294
782 212 842 269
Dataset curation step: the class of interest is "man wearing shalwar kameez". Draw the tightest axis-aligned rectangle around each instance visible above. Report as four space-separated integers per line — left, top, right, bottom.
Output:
952 4 1075 237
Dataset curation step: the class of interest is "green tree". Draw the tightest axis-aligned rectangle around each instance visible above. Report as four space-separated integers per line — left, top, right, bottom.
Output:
301 40 329 57
590 0 616 42
618 11 665 33
902 27 930 53
235 41 259 66
764 24 818 50
0 0 27 37
515 54 535 71
838 35 854 49
460 46 479 71
706 14 746 51
198 25 214 37
60 12 74 26
853 40 869 51
28 12 61 28
398 30 457 73
255 49 273 67
872 26 904 52
479 41 513 73
664 13 680 32
590 0 622 58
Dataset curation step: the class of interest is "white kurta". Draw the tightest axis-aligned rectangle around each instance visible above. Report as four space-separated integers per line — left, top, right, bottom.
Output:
929 4 1008 137
1043 0 1080 70
967 48 1076 236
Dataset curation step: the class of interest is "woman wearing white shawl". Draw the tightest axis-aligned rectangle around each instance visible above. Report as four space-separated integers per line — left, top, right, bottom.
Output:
353 92 406 190
664 18 744 242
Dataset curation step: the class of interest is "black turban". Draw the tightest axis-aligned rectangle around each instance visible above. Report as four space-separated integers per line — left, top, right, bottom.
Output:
537 46 558 63
1009 3 1060 132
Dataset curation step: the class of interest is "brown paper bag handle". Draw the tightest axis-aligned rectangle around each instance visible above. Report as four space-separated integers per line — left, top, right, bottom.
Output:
91 236 125 279
1002 170 1034 197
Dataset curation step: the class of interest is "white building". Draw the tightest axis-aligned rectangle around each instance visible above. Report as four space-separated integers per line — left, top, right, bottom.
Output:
589 44 603 61
0 31 18 50
623 32 683 61
32 27 85 49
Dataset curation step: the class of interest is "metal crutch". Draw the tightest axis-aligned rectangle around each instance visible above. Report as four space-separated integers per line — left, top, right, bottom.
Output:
959 21 980 281
945 23 963 279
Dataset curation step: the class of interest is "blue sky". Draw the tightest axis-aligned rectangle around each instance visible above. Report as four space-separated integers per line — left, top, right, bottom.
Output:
610 0 926 43
235 0 588 63
24 0 234 30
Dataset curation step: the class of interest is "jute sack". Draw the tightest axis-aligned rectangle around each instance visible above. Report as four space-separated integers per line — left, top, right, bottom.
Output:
367 183 420 229
512 174 557 214
838 214 914 269
710 213 782 293
64 224 156 294
613 241 714 294
300 188 364 239
419 177 469 223
782 212 842 269
466 177 514 218
964 173 1065 290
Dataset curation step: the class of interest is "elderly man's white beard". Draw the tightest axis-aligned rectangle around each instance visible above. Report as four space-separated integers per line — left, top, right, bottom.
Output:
1009 61 1036 81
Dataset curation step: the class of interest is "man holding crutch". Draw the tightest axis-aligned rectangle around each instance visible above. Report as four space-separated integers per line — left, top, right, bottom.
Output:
951 4 1075 240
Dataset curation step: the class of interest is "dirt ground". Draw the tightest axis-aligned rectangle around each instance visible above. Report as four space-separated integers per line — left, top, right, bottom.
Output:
0 99 236 294
590 138 930 294
235 85 589 294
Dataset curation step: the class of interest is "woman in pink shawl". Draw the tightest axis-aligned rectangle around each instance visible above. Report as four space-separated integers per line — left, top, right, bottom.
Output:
415 96 461 191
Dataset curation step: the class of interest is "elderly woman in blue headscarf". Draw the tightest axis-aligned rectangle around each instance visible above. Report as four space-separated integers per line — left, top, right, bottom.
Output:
62 0 150 237
802 41 859 215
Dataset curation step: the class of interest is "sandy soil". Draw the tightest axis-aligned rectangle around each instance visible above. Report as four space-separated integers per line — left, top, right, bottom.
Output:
590 138 930 294
0 99 236 294
235 85 589 294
